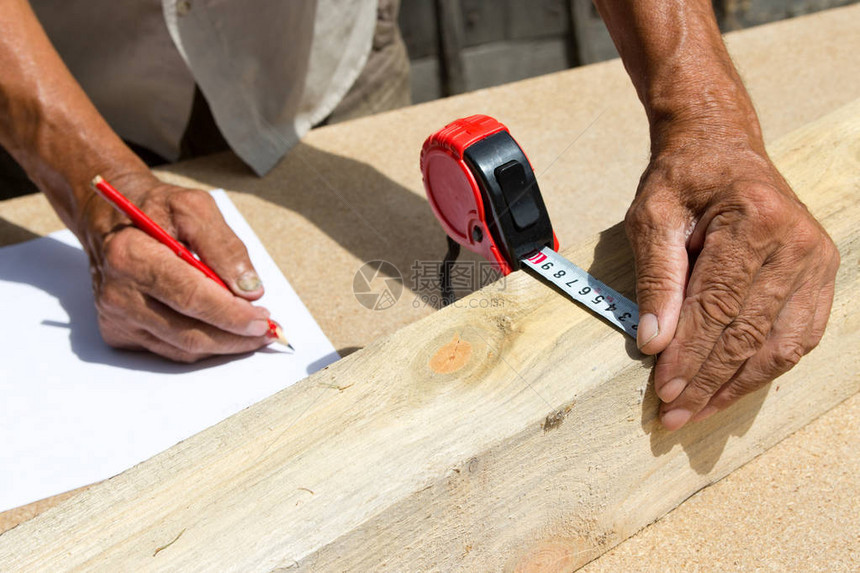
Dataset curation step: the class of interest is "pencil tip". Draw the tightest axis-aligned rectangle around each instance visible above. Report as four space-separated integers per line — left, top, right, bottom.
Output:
269 322 293 351
91 174 104 188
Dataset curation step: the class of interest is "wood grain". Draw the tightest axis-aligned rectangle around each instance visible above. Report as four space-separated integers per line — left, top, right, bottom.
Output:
1 96 857 571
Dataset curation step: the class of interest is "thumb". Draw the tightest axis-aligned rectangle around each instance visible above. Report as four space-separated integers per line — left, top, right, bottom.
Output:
625 202 689 354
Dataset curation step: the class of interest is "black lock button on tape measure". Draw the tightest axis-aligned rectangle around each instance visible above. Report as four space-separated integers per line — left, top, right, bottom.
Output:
420 115 639 338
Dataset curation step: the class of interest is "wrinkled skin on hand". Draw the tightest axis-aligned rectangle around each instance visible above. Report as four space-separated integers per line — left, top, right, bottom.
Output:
78 172 274 362
0 0 274 362
626 139 840 430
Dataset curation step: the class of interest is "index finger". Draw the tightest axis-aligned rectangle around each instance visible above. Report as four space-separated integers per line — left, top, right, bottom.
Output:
166 189 265 300
103 228 272 337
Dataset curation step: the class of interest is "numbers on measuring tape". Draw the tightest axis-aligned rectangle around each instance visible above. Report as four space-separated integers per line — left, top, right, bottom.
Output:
522 247 640 339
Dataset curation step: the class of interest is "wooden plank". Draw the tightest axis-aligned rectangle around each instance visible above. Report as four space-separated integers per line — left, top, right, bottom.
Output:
459 0 506 47
398 0 439 59
406 56 444 104
1 97 857 571
435 0 467 96
0 488 85 538
507 0 569 41
461 38 570 92
568 0 618 64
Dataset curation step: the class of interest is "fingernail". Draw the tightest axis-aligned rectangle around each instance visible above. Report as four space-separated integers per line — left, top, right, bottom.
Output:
692 405 719 422
661 408 692 431
658 377 687 403
237 271 263 292
637 313 659 349
246 319 270 337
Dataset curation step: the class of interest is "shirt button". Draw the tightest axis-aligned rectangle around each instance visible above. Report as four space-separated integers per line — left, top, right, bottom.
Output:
177 0 192 17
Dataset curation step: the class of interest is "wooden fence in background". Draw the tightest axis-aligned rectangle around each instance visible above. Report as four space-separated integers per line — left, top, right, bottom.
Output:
400 0 859 103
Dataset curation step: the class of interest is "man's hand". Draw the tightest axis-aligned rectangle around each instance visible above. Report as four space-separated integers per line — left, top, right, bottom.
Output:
1 0 273 362
627 136 839 430
81 172 274 362
592 0 841 428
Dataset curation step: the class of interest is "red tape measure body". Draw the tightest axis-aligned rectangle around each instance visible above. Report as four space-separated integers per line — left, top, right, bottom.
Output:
421 115 558 275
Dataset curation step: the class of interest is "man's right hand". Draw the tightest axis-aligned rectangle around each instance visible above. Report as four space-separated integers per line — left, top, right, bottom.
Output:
2 0 274 362
81 172 274 362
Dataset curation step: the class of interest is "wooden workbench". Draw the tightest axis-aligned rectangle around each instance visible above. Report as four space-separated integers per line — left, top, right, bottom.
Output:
1 5 858 570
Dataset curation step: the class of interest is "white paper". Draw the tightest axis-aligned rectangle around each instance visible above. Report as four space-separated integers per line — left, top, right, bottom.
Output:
0 190 339 512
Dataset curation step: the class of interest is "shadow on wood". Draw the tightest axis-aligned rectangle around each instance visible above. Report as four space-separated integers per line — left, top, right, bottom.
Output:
0 217 40 246
161 144 448 285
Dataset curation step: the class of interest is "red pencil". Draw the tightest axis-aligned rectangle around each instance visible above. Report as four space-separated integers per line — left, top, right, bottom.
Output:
91 175 292 350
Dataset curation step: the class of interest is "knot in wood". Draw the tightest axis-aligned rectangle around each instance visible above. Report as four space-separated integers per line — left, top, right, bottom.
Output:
429 333 472 374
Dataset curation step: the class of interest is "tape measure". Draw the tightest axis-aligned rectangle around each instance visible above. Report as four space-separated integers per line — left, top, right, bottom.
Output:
420 115 639 338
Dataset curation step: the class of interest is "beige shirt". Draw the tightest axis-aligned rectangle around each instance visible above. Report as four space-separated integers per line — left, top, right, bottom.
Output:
33 0 377 175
